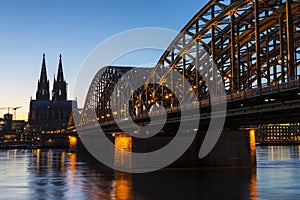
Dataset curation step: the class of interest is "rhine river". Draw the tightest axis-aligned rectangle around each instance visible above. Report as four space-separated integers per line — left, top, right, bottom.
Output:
0 146 300 200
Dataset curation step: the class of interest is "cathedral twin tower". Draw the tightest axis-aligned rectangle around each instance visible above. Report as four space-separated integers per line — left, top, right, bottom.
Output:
29 54 73 133
36 53 67 101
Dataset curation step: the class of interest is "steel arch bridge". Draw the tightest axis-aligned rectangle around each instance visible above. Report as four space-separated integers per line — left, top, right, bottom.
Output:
81 0 300 128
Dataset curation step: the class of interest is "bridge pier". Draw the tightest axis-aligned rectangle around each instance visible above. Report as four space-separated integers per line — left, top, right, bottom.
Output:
127 129 256 168
249 129 257 167
76 128 256 170
69 136 78 152
172 129 255 168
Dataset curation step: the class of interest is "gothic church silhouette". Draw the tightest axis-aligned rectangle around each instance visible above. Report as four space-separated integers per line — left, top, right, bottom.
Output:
29 54 73 133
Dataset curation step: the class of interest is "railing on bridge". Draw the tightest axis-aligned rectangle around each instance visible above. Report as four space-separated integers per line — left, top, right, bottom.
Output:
94 76 300 126
225 76 300 102
79 0 300 128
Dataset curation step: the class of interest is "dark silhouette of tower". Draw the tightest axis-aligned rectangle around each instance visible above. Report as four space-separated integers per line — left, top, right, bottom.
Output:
52 54 67 101
36 54 50 100
29 54 74 135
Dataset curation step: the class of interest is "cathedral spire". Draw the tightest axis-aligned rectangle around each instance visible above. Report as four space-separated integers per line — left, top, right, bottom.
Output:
36 53 50 100
52 54 67 101
57 54 64 82
40 53 48 83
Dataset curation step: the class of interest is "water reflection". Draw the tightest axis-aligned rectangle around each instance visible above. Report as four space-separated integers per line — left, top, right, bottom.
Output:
0 149 254 200
260 145 300 162
250 169 258 200
2 146 300 199
256 145 300 199
111 172 133 200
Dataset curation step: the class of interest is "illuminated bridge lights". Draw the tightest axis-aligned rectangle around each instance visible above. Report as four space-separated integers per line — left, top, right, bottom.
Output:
79 0 299 131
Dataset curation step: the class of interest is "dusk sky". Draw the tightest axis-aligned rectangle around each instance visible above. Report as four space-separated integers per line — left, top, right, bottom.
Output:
0 0 206 120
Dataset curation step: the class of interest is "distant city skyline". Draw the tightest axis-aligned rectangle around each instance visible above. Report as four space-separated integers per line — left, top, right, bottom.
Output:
0 0 206 120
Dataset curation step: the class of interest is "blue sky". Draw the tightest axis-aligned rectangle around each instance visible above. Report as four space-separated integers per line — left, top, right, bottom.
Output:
0 0 206 120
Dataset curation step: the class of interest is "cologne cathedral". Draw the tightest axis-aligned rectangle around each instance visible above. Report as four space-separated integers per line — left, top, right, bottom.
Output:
28 54 74 134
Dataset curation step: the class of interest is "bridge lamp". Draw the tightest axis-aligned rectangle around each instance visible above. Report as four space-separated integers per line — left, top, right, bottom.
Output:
106 114 111 117
278 59 282 64
101 116 105 119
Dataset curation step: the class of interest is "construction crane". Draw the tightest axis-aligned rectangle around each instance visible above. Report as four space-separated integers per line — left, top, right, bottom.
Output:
12 106 22 120
0 106 22 120
0 107 11 114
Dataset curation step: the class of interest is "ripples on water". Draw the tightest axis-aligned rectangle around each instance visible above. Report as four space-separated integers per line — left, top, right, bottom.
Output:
0 146 300 200
256 146 300 200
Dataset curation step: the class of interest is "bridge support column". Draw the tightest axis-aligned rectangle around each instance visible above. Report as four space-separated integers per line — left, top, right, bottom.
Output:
178 129 255 167
249 129 257 167
114 135 132 169
130 129 256 168
69 136 78 152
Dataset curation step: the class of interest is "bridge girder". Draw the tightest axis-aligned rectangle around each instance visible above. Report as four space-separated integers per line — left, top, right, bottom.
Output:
140 0 299 99
82 0 300 125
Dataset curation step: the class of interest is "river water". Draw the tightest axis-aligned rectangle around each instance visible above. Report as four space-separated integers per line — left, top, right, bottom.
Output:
0 145 300 200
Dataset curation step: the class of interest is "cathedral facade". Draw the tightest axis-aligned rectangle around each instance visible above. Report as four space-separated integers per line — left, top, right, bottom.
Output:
28 54 74 134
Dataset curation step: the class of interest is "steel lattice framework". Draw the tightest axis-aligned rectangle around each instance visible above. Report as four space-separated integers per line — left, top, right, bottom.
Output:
82 66 154 123
82 0 300 125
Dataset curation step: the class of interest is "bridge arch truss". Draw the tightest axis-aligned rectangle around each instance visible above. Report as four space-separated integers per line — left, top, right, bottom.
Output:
82 0 300 125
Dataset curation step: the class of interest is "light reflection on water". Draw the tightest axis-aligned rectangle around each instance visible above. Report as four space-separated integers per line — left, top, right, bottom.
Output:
256 145 300 200
0 146 300 200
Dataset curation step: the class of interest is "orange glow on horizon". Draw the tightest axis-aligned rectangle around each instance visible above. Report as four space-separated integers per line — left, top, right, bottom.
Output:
0 109 28 121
